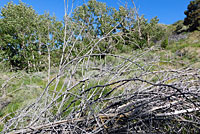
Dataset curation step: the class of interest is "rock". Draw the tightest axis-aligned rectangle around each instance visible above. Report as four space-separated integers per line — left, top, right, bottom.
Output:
192 40 199 43
169 33 188 42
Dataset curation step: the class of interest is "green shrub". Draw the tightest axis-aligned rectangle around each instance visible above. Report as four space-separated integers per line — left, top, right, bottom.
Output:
161 38 168 49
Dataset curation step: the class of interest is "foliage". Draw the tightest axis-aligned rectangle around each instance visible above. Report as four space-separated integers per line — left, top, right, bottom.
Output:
183 0 200 31
140 16 165 47
123 16 166 49
0 2 63 71
72 0 120 55
0 2 38 70
161 37 169 48
72 1 165 52
173 20 185 34
73 0 118 37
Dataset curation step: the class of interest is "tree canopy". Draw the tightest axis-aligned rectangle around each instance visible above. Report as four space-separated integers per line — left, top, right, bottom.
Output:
0 2 63 71
184 0 200 31
0 0 165 71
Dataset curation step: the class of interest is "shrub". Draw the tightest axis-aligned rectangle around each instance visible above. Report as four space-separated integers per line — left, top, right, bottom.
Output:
161 38 169 49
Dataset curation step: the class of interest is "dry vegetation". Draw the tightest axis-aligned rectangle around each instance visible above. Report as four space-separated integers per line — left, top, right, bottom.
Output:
0 0 200 133
2 46 200 133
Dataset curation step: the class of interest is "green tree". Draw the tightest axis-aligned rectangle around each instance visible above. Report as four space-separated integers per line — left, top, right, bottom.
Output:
72 0 120 54
35 13 64 68
73 0 118 38
184 0 200 31
173 20 184 33
0 1 38 70
122 16 165 49
0 2 64 71
141 17 165 47
72 0 164 52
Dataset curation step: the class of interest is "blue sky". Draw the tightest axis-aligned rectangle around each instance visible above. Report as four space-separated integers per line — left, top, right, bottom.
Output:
0 0 191 24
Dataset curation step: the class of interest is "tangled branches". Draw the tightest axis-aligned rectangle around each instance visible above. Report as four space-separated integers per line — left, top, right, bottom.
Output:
1 1 200 133
1 48 200 133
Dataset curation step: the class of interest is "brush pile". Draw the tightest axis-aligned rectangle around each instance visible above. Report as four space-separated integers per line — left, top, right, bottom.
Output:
2 47 200 133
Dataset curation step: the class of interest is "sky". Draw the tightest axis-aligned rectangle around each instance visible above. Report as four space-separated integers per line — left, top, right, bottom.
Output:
0 0 191 24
